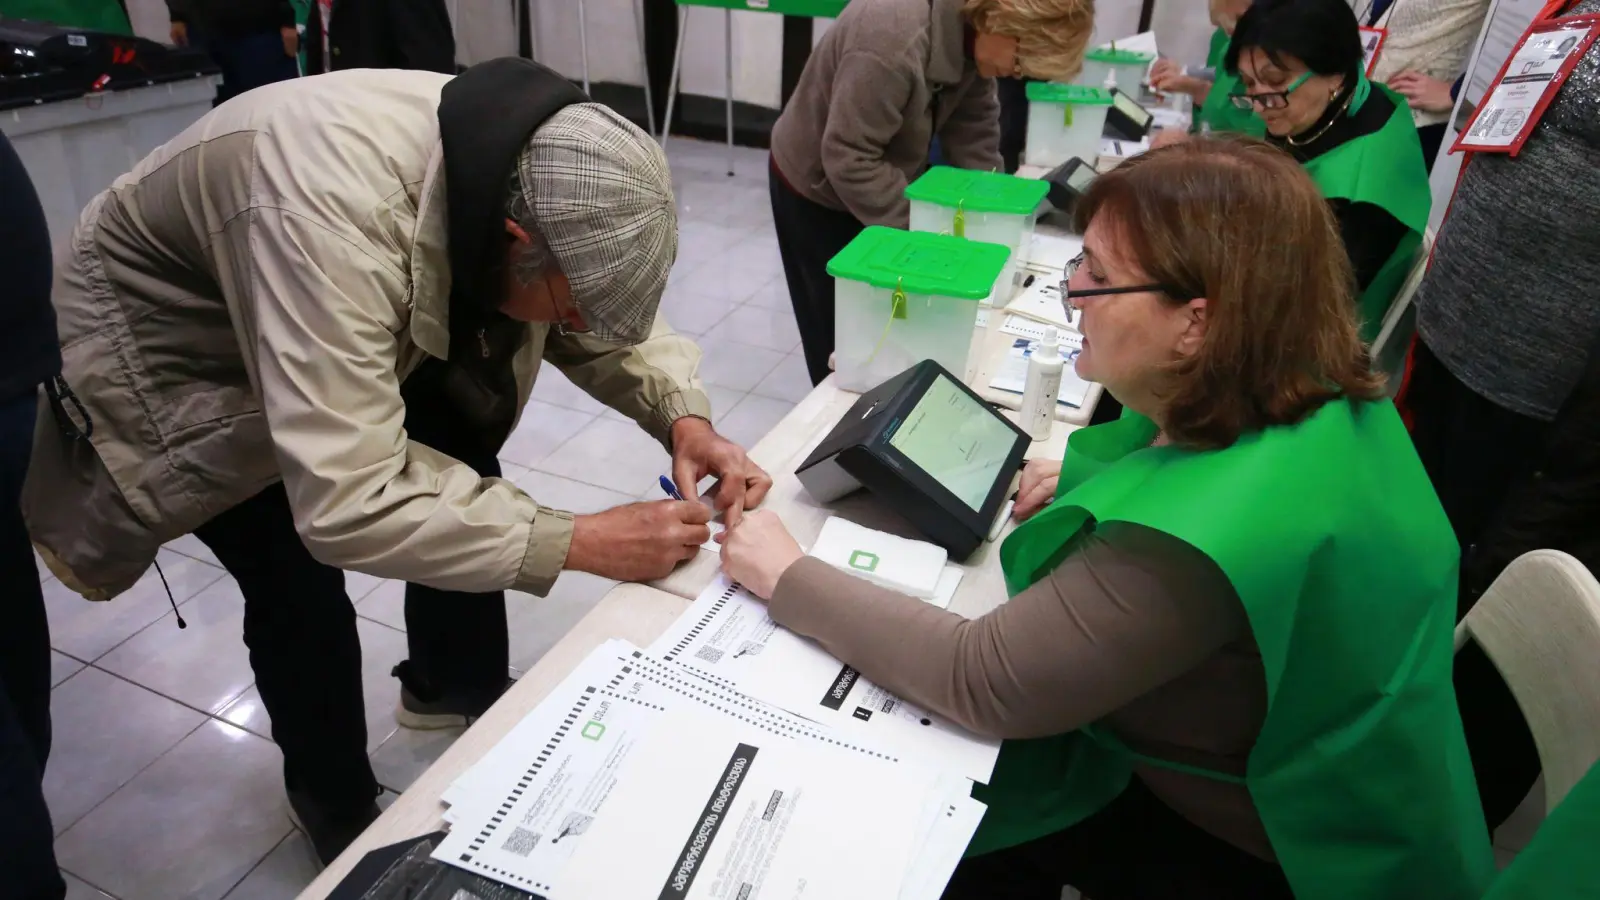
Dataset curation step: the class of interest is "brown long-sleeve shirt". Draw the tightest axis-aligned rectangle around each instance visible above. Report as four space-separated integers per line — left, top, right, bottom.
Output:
767 0 1002 228
768 521 1274 860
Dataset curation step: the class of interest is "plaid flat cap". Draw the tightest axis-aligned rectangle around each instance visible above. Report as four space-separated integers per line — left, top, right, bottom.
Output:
517 103 678 345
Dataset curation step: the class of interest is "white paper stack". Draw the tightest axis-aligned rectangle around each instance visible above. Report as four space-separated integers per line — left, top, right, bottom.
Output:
648 577 1002 784
432 636 984 900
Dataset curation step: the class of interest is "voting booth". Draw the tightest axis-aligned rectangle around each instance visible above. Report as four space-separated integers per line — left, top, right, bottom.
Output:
796 360 1031 559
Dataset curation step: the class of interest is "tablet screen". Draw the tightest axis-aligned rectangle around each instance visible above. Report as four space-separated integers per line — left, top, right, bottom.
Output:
1113 90 1152 128
887 374 1017 511
1067 162 1096 192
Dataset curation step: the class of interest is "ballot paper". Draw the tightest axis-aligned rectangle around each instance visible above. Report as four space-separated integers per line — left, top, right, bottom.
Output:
1025 231 1083 275
434 641 983 899
440 639 902 816
650 577 1002 783
1004 270 1073 331
434 641 916 895
555 709 935 900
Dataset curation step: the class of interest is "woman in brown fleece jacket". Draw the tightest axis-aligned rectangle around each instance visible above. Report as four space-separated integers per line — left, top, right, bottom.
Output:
768 0 1094 386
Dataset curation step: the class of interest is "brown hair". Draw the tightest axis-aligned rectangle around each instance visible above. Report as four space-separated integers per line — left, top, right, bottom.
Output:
1072 136 1385 450
963 0 1095 82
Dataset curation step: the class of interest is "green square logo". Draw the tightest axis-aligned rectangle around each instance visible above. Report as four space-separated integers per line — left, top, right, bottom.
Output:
848 550 880 572
581 721 605 741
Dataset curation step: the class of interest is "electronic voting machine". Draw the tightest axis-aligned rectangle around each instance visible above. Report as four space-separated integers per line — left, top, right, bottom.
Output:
795 361 1031 559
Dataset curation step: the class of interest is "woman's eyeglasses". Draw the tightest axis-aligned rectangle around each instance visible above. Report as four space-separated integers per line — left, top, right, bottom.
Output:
1057 253 1185 326
1228 71 1312 111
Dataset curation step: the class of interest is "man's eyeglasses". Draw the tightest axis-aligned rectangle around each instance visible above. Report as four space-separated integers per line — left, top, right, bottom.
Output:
1057 253 1185 326
1228 71 1312 111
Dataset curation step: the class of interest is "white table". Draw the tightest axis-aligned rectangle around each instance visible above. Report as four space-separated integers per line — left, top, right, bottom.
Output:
298 363 1084 897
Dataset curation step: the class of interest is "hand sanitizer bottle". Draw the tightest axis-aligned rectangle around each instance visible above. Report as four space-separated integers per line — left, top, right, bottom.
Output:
1020 328 1064 441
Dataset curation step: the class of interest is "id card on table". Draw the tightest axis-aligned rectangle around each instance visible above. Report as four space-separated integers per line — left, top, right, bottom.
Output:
1454 14 1600 155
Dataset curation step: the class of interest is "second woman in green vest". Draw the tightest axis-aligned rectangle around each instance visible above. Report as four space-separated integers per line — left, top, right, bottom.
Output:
1226 0 1432 340
1149 0 1263 137
718 138 1493 899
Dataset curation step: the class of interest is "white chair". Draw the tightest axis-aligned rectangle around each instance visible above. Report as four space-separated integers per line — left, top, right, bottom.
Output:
1372 227 1435 393
1454 550 1600 816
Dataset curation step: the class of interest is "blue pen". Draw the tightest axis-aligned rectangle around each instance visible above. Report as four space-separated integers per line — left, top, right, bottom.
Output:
658 475 686 501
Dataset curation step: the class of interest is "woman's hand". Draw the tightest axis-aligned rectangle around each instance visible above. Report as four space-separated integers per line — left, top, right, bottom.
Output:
1013 458 1063 522
1388 71 1454 114
1149 57 1183 86
1150 59 1212 104
719 509 805 600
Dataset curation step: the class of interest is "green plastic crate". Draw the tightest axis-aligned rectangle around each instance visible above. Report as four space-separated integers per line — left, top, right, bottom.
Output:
827 226 1011 390
905 166 1049 216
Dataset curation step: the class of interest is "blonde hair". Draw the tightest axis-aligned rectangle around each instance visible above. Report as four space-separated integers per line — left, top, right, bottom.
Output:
963 0 1096 81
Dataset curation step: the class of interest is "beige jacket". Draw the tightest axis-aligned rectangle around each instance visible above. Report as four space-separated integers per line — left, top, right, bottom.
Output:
26 69 710 602
769 0 1003 227
1369 0 1491 127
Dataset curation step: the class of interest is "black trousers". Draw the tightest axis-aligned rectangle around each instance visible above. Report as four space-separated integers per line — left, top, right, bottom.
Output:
1404 338 1544 829
997 76 1032 175
941 778 1292 900
204 30 300 107
769 158 866 386
0 391 65 900
193 389 510 811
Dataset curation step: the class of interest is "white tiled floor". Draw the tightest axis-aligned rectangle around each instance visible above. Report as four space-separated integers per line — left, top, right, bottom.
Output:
36 136 807 900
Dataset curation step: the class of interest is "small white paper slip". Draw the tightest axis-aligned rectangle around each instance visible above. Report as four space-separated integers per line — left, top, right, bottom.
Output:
809 516 948 600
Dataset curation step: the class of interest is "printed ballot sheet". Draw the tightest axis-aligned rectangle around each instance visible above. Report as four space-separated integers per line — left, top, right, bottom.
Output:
651 577 1002 784
434 640 915 894
555 709 932 900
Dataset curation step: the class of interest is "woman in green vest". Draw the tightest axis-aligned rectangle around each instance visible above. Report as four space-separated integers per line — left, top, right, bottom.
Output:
1149 0 1264 137
1225 0 1432 341
718 138 1494 899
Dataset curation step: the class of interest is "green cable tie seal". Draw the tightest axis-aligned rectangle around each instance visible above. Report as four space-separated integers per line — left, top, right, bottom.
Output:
891 278 909 320
1063 104 1074 126
953 200 966 238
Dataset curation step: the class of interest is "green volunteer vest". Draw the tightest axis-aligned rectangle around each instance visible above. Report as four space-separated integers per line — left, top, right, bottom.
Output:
1 0 132 33
1192 28 1266 138
1302 85 1432 342
970 399 1496 900
1483 763 1600 900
